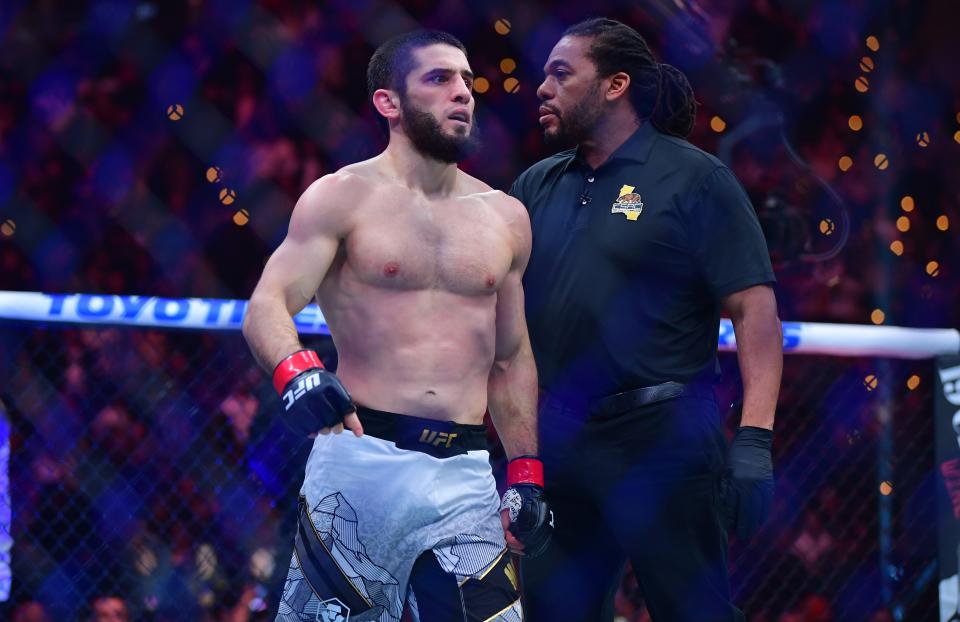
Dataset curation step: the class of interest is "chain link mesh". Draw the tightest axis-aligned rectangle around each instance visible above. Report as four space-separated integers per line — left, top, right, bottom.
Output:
0 324 937 621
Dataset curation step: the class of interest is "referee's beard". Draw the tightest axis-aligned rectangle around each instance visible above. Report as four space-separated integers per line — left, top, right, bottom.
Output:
543 81 604 150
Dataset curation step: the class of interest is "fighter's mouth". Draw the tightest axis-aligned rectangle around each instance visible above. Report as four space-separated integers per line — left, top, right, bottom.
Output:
448 112 470 123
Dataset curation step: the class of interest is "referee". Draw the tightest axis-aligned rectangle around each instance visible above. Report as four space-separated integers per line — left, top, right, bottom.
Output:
509 19 782 622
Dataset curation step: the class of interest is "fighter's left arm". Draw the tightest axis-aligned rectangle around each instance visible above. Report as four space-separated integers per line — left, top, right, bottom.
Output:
487 197 538 459
489 196 553 557
722 284 782 430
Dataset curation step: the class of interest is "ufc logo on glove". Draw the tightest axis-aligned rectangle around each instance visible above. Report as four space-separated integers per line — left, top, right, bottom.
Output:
283 371 322 410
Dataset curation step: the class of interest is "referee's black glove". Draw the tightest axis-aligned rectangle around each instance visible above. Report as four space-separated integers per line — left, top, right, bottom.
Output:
720 426 774 540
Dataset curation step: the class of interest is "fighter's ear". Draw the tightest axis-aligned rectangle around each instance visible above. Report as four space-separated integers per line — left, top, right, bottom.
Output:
372 88 401 121
605 72 631 102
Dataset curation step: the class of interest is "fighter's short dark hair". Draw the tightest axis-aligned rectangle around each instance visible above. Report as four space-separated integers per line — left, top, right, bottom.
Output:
367 30 467 99
564 18 697 138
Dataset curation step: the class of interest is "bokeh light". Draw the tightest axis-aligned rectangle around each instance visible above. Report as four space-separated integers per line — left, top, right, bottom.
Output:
900 196 915 212
503 77 520 93
838 156 853 171
494 18 511 35
219 188 237 205
819 218 835 235
906 375 921 390
859 56 874 72
848 115 863 131
206 166 222 183
864 374 878 391
499 58 517 74
870 309 885 324
896 216 910 232
916 132 930 147
1 219 14 237
855 76 869 92
874 153 889 170
937 215 950 231
879 481 893 496
710 116 726 132
889 240 904 255
166 103 184 121
927 260 940 276
473 77 490 94
866 35 880 51
233 209 250 226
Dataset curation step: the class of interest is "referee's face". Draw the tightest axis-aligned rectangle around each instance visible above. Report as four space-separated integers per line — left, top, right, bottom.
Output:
537 35 605 148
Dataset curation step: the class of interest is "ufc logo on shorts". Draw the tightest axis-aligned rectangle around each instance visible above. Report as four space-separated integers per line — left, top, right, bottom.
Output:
419 429 458 448
283 372 321 410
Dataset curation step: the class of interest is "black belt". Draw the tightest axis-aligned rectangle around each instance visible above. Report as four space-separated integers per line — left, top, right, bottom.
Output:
589 381 715 418
356 405 489 458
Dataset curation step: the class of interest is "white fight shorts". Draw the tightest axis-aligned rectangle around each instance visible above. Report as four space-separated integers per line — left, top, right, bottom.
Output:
275 406 522 622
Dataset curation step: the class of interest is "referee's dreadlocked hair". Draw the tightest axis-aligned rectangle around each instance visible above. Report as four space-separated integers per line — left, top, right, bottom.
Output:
563 18 697 138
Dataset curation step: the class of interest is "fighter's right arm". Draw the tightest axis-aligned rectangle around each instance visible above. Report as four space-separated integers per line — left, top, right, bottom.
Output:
242 175 350 372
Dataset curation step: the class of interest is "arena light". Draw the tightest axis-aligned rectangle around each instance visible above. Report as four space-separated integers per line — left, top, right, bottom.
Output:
473 77 490 94
927 261 940 277
838 155 853 171
710 116 726 132
848 115 863 131
871 309 886 325
907 375 921 390
0 219 13 237
859 56 874 73
206 166 222 183
166 103 184 121
889 240 904 256
219 188 237 205
880 481 893 496
900 196 915 212
855 76 869 93
866 35 880 52
937 215 950 231
503 77 520 93
819 218 835 236
896 216 910 232
916 132 930 147
499 58 516 74
494 18 511 35
233 209 250 226
874 153 889 170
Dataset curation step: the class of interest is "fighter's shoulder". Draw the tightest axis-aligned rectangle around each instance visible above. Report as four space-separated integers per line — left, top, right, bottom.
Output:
303 167 372 199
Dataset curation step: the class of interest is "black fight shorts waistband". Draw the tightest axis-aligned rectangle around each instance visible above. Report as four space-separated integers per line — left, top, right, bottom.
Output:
355 406 489 458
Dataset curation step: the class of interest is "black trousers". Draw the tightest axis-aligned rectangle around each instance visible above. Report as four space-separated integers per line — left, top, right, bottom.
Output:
520 393 744 622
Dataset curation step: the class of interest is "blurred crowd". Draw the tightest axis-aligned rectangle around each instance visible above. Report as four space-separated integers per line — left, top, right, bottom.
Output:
1 0 957 620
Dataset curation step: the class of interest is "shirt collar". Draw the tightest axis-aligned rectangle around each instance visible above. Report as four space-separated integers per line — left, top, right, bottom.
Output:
562 122 658 174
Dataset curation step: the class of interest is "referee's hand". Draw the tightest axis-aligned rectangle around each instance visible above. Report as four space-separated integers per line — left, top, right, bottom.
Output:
721 426 774 540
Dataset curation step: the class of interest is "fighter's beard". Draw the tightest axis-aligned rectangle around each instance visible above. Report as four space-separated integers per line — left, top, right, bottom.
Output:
400 102 480 163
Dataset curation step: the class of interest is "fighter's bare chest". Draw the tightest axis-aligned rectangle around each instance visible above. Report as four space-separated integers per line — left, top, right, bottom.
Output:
342 204 512 294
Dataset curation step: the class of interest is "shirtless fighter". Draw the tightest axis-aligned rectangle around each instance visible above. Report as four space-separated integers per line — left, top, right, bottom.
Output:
242 31 552 622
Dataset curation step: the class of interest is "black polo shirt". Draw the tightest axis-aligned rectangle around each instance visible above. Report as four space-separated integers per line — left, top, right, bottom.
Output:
510 122 775 399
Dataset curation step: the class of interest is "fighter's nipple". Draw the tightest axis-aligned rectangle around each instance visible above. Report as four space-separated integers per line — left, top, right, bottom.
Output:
384 262 400 277
485 276 496 288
